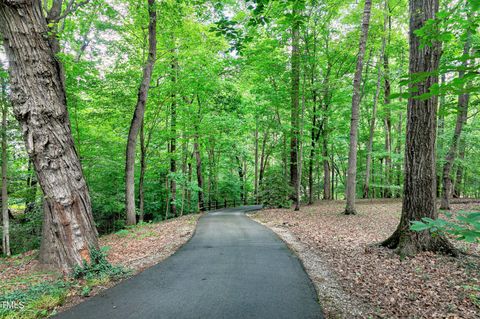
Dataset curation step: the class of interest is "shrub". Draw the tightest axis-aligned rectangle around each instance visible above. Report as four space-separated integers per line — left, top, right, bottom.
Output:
72 247 129 281
410 211 480 243
259 170 293 209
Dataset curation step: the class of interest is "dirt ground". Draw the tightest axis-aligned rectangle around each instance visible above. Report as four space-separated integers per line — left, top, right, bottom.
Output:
250 199 480 319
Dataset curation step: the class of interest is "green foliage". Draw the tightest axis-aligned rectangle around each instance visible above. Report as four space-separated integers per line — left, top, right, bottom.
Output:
259 170 292 209
72 247 129 281
115 229 130 237
0 280 68 318
410 212 480 243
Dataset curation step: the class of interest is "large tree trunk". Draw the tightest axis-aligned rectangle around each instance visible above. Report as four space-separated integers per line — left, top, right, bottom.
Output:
439 35 471 210
345 0 372 215
382 0 456 256
290 6 301 211
1 78 10 256
0 0 98 271
125 0 157 225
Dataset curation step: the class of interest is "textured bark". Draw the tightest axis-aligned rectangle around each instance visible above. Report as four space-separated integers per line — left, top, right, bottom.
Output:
345 0 372 214
125 0 156 225
1 80 10 256
0 0 98 271
382 0 456 256
290 7 301 211
440 35 471 210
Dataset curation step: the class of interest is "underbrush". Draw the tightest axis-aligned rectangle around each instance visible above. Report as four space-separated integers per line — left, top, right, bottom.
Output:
0 248 129 319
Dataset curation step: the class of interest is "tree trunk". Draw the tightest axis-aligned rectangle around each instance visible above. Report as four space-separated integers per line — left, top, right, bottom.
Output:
139 120 146 222
453 137 465 198
125 0 157 225
0 0 98 271
436 74 446 197
364 50 384 198
194 96 205 211
382 0 456 256
322 129 331 200
187 161 192 210
236 156 245 203
290 7 301 211
259 130 268 187
1 80 10 256
345 0 372 215
440 34 471 210
254 125 258 203
24 159 38 214
383 2 392 198
308 90 318 205
169 55 178 218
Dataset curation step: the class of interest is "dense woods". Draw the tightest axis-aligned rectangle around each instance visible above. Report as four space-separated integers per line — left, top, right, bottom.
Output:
0 0 479 282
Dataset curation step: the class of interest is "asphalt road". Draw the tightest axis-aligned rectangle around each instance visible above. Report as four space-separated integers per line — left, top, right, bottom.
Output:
55 206 323 319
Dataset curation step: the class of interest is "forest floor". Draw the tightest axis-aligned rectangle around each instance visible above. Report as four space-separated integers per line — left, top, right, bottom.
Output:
0 214 200 318
250 199 480 319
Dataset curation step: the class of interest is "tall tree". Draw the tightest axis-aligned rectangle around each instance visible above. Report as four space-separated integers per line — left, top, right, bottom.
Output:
382 0 392 198
382 0 456 256
345 0 372 215
169 53 178 217
195 95 205 211
290 3 301 211
0 0 98 271
440 30 472 210
125 0 157 225
1 72 9 256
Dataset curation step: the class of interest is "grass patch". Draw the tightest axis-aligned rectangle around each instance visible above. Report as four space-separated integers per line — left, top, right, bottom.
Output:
0 247 130 319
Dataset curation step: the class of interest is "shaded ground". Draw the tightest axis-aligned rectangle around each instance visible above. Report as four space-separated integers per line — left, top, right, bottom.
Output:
55 206 323 319
251 199 480 319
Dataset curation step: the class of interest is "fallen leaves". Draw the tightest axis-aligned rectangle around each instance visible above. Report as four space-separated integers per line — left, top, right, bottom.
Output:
253 199 480 319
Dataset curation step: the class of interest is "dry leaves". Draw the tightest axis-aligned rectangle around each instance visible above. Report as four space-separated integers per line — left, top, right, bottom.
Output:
253 199 480 319
101 214 200 273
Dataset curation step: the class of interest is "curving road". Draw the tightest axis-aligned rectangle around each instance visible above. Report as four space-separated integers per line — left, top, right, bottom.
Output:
55 206 323 319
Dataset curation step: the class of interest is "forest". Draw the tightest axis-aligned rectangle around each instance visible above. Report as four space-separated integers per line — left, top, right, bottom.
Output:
0 0 479 318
